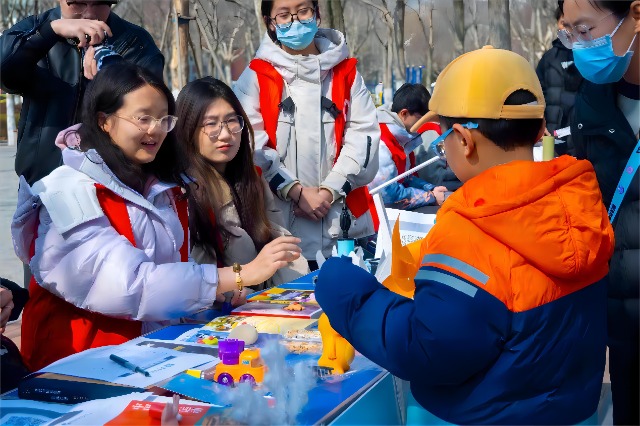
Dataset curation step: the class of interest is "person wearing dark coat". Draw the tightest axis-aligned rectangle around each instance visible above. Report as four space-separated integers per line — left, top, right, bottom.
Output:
0 1 164 185
0 278 30 393
535 7 583 155
560 0 639 424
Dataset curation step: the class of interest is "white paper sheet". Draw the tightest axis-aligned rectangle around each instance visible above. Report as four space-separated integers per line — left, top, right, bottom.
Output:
375 199 436 259
41 344 215 388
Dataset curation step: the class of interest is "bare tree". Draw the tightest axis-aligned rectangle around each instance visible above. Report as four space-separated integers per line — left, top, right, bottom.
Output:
115 0 172 83
253 0 266 36
319 0 345 34
408 1 436 86
360 0 395 99
359 0 412 99
488 0 511 49
1 0 35 145
452 0 464 55
393 0 407 77
464 0 484 50
510 0 556 64
344 3 376 58
170 0 190 91
194 0 249 85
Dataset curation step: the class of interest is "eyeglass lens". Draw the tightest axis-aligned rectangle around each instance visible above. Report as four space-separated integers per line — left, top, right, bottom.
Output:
205 116 244 138
67 1 114 12
136 115 177 132
557 12 615 48
273 7 315 28
431 130 451 160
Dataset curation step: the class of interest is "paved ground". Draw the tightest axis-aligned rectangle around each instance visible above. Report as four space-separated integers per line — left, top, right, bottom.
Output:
0 145 23 346
0 145 23 287
1 145 23 348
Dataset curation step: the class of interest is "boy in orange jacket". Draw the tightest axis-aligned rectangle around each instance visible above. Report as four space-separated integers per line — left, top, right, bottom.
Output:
315 46 615 424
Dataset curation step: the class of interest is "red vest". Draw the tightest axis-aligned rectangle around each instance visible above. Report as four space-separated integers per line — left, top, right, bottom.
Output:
21 185 188 372
367 122 442 232
248 58 375 220
379 123 417 183
416 122 442 137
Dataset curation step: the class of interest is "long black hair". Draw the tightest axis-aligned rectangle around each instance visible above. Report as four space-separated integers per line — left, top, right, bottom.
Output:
261 0 320 42
175 77 272 262
79 62 188 193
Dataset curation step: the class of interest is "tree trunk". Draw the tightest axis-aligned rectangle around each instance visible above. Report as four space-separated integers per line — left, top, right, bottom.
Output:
170 0 190 92
194 14 226 81
384 27 393 103
393 0 406 80
253 0 266 37
6 94 16 146
488 0 511 50
452 0 465 55
425 6 434 87
319 0 345 34
224 64 232 86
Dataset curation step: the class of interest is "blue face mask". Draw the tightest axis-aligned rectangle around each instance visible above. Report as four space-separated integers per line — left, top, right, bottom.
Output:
275 20 318 51
572 18 637 84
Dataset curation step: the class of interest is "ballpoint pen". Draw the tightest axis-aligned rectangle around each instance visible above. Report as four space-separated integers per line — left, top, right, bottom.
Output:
109 354 151 377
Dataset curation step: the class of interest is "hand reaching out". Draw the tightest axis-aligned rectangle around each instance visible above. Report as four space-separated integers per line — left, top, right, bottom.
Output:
216 236 302 295
242 236 302 285
431 186 448 205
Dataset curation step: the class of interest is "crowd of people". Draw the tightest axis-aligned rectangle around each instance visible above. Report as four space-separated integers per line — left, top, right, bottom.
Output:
0 0 637 424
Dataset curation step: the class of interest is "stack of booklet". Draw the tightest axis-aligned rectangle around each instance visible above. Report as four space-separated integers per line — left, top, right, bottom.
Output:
17 341 217 404
230 286 323 319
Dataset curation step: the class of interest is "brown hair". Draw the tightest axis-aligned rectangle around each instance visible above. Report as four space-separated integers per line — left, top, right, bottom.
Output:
175 77 272 262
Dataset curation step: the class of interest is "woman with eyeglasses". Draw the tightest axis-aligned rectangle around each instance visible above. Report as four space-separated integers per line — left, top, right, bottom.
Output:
234 0 380 269
12 63 301 371
175 77 308 290
558 1 639 424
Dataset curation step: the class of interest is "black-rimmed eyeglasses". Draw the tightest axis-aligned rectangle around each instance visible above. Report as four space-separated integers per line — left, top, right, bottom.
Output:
270 7 315 29
66 1 117 14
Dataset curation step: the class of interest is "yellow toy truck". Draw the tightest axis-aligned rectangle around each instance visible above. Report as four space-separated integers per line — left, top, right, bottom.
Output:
214 339 265 386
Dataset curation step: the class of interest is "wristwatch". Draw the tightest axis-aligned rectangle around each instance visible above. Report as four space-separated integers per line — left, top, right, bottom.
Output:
232 263 243 291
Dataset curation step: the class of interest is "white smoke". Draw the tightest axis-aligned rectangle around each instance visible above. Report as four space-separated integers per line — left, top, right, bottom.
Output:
225 339 316 425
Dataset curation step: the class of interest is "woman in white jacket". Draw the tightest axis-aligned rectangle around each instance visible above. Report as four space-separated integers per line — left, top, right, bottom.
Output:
233 0 380 265
12 63 301 371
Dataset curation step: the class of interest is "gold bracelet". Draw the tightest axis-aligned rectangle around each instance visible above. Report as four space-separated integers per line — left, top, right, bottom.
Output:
232 263 243 291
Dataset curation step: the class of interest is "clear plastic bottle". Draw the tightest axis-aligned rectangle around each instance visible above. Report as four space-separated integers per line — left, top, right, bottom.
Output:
375 82 384 106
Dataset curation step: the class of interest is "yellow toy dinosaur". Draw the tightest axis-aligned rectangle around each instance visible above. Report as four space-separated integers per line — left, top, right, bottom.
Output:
317 313 355 375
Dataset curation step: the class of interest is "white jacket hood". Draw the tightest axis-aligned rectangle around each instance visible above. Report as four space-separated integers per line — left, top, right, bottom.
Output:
255 28 349 83
377 104 423 152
